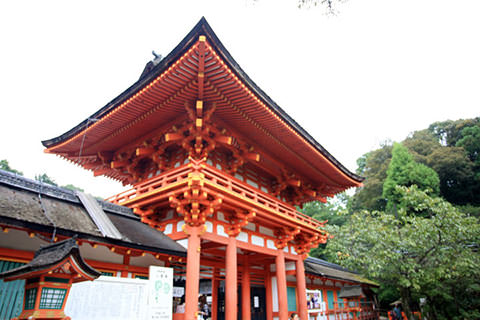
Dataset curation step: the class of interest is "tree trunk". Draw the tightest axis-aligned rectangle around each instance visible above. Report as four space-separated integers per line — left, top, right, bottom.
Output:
399 287 414 320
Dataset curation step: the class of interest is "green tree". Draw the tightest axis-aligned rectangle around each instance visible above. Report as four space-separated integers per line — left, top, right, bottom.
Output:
426 147 476 205
383 143 439 210
0 159 23 176
402 129 441 164
299 193 351 258
428 118 479 147
62 184 84 192
352 142 393 211
456 125 480 163
34 173 58 186
326 186 480 320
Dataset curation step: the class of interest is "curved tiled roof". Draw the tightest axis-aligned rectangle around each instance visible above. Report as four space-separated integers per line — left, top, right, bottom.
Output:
42 17 363 191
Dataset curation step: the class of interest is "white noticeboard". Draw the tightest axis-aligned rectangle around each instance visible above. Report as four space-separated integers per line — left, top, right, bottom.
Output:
64 266 174 320
65 276 149 320
148 266 173 320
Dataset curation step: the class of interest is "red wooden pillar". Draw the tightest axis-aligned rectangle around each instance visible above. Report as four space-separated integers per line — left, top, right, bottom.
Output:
185 225 202 320
265 264 273 320
225 235 238 320
242 257 251 320
295 257 308 320
276 250 288 320
212 267 219 320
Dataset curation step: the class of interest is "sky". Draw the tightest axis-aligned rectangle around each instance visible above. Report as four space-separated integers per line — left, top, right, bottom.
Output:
0 0 479 198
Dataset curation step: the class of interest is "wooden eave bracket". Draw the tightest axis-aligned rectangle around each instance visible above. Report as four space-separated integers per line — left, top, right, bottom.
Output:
274 226 300 249
225 209 256 237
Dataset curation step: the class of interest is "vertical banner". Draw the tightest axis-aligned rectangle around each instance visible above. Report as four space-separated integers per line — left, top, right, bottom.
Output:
148 266 173 320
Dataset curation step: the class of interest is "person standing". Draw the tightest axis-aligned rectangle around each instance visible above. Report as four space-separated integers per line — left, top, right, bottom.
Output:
289 313 300 320
393 304 402 320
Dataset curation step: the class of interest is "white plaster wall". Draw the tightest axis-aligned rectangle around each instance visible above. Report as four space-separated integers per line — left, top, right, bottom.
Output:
244 222 255 231
266 239 275 250
259 226 274 237
236 231 248 242
271 276 279 312
205 221 213 233
217 212 227 223
246 178 259 188
285 261 296 271
217 224 228 237
164 223 173 234
177 220 185 232
251 235 264 247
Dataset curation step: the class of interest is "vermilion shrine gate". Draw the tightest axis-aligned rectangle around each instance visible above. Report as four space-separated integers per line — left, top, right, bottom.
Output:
42 18 363 320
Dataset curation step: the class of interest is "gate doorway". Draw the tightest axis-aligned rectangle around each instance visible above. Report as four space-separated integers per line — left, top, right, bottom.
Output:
216 282 266 320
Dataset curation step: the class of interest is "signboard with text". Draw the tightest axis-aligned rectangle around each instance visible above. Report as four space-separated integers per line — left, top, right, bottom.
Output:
148 266 173 320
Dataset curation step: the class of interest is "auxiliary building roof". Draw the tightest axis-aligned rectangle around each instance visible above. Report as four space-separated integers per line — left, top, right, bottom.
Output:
0 237 101 281
42 17 363 193
305 256 378 287
0 169 186 257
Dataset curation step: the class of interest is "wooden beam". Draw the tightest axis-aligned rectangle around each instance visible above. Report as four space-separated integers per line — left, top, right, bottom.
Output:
165 132 184 142
136 147 155 157
93 168 110 177
213 135 233 145
110 160 129 169
83 161 103 169
245 153 260 162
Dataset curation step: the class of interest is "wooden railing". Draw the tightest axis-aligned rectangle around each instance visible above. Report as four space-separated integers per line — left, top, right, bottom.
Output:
106 162 326 229
105 164 193 204
200 164 325 229
330 302 379 320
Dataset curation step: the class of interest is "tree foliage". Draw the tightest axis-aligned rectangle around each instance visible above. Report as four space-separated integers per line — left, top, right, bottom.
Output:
326 186 480 320
428 118 479 147
456 124 480 163
34 173 58 186
299 193 351 258
352 142 393 211
353 117 480 209
383 143 439 211
0 159 23 176
426 147 476 205
62 184 84 192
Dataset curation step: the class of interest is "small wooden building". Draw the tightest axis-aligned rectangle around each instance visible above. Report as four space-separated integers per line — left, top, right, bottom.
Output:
0 18 378 320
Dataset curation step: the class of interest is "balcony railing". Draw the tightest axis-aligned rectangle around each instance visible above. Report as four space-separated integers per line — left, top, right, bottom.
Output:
106 162 326 230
